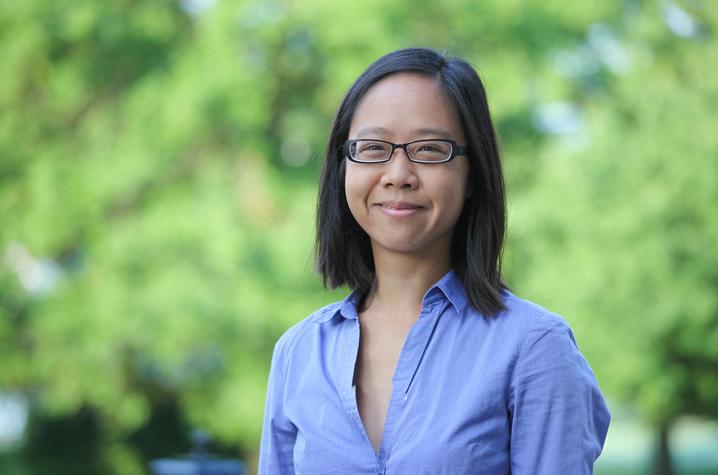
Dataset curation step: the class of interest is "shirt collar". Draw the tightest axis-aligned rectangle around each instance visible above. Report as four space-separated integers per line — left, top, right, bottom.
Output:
426 268 468 314
311 290 361 323
311 269 469 324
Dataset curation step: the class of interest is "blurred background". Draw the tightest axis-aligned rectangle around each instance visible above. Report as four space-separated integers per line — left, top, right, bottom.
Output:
1 0 716 474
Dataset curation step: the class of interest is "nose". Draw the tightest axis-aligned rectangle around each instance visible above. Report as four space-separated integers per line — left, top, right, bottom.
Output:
380 147 418 189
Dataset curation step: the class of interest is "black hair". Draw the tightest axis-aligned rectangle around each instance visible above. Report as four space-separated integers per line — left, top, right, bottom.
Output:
316 48 507 316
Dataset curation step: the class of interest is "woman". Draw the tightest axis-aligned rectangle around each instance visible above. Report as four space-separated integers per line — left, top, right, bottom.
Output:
259 48 610 474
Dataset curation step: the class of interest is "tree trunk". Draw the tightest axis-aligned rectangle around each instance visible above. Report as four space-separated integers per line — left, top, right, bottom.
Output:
652 420 674 475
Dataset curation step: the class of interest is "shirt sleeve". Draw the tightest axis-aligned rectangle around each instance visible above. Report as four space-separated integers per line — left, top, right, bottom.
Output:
508 316 610 474
258 339 297 475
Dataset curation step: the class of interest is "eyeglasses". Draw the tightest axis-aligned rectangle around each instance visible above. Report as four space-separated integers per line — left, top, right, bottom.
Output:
343 139 467 164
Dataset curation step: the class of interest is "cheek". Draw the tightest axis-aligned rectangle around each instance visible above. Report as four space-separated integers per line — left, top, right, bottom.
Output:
344 168 371 219
437 171 469 216
442 188 468 224
433 189 469 234
345 186 362 220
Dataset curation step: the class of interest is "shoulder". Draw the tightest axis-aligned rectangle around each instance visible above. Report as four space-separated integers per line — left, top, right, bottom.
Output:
497 297 611 468
496 292 592 384
466 290 575 344
270 300 343 370
472 291 581 376
497 291 576 344
501 291 567 323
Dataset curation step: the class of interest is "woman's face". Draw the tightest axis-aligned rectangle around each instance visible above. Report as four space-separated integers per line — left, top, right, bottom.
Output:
345 73 470 259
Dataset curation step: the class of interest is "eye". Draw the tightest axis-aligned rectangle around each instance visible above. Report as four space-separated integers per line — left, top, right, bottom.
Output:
356 141 390 154
409 141 452 162
351 140 391 162
364 144 385 151
418 144 441 152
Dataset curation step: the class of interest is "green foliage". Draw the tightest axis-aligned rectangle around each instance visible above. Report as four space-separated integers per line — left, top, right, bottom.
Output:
507 3 718 426
1 0 716 472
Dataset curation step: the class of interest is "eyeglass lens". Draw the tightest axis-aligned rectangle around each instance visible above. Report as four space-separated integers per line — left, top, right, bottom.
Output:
350 140 452 162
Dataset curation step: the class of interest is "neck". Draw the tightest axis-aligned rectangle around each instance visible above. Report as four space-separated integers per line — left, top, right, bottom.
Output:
362 246 451 322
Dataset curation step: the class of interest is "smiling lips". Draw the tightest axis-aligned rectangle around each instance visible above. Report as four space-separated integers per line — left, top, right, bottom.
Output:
377 200 423 217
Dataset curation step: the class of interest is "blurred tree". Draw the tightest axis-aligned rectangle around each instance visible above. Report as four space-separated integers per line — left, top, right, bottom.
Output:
507 3 718 474
0 0 715 473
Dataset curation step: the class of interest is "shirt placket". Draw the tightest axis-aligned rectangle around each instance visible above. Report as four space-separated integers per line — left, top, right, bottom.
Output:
378 300 444 471
338 317 381 471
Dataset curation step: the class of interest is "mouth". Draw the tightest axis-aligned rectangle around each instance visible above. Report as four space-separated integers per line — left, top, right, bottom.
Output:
376 201 423 217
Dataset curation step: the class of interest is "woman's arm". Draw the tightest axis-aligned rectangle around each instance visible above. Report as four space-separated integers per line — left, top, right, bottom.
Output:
508 316 610 474
258 341 297 475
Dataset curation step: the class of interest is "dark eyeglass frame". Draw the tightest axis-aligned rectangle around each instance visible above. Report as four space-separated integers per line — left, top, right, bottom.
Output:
343 138 468 164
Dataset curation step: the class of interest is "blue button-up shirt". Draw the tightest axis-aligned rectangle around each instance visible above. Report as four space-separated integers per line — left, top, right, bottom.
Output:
259 270 610 474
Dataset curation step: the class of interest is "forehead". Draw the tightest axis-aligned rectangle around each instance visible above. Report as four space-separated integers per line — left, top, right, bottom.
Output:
349 73 464 140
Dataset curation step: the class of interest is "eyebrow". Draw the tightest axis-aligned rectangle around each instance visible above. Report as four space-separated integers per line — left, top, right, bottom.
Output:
354 127 453 139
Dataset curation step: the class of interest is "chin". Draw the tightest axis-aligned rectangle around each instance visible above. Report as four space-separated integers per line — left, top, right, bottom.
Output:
370 236 432 255
367 226 456 257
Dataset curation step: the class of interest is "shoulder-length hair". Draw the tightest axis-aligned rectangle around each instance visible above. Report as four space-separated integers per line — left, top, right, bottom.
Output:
316 48 507 316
